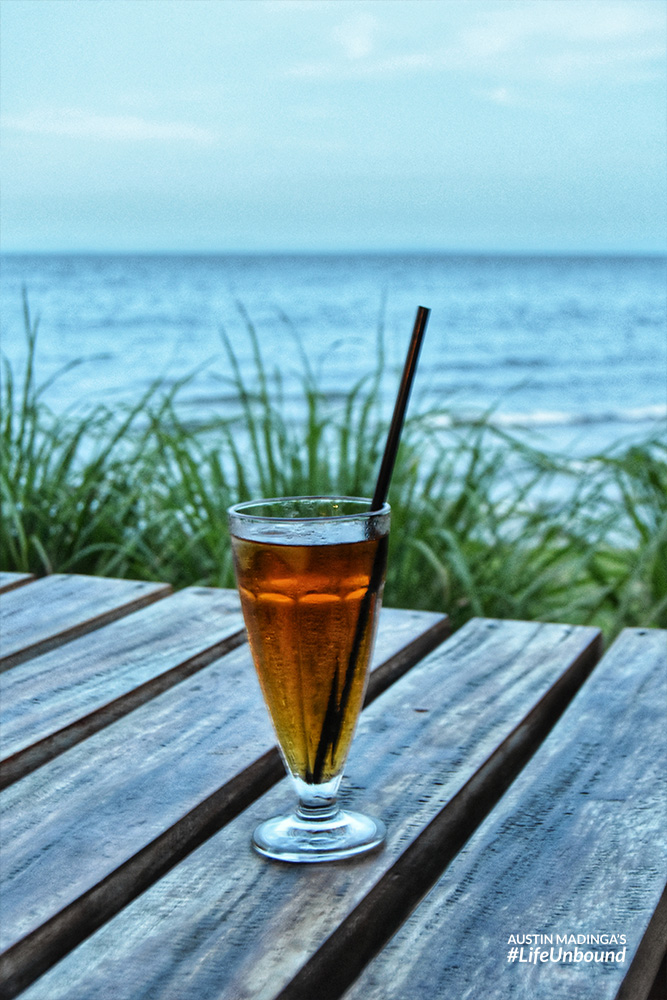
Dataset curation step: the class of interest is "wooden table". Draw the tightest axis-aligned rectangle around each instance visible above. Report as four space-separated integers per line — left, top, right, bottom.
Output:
0 572 665 1000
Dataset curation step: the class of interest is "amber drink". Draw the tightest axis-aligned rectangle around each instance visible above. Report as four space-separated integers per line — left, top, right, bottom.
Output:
228 496 390 862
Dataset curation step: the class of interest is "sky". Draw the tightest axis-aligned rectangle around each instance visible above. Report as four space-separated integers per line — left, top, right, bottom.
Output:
1 0 666 254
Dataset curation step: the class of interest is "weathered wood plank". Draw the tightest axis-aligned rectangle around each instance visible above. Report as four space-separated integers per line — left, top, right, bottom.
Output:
0 587 247 788
364 606 449 704
0 606 447 998
0 573 34 595
14 619 601 1000
342 628 667 1000
0 574 171 670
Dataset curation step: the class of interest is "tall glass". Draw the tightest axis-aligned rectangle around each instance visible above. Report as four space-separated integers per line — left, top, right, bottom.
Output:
228 496 390 862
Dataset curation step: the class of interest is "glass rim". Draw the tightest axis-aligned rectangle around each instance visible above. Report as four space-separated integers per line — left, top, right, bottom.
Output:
227 495 390 522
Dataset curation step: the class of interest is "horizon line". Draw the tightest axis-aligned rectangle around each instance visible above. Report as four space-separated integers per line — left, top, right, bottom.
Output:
2 247 666 258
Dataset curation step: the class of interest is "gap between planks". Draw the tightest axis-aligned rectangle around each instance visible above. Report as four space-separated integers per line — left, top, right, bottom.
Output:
0 589 249 790
0 573 35 595
0 575 172 671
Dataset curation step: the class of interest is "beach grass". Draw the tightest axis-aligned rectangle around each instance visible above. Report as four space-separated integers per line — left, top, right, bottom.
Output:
2 294 665 642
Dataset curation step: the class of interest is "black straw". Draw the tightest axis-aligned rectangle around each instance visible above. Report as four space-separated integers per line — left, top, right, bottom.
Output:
310 306 430 784
371 305 430 510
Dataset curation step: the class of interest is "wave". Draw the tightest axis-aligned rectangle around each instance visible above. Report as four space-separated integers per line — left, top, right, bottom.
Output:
430 404 667 430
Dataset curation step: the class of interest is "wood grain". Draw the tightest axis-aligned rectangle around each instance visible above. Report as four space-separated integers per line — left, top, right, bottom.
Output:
0 587 247 788
0 605 446 998
14 619 601 1000
342 628 667 1000
0 574 171 670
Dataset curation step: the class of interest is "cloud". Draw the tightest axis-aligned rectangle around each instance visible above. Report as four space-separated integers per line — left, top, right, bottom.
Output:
287 51 431 80
481 86 517 106
455 0 666 80
284 0 665 85
286 6 432 79
2 109 217 144
332 13 378 60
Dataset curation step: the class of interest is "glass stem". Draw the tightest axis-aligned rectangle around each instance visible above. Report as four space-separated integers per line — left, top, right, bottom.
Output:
296 799 339 823
293 773 342 821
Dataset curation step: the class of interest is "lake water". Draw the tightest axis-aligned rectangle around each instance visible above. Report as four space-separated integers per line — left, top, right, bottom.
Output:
1 252 665 455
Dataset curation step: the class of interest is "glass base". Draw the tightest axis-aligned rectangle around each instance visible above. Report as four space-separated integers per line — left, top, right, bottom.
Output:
252 805 386 863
